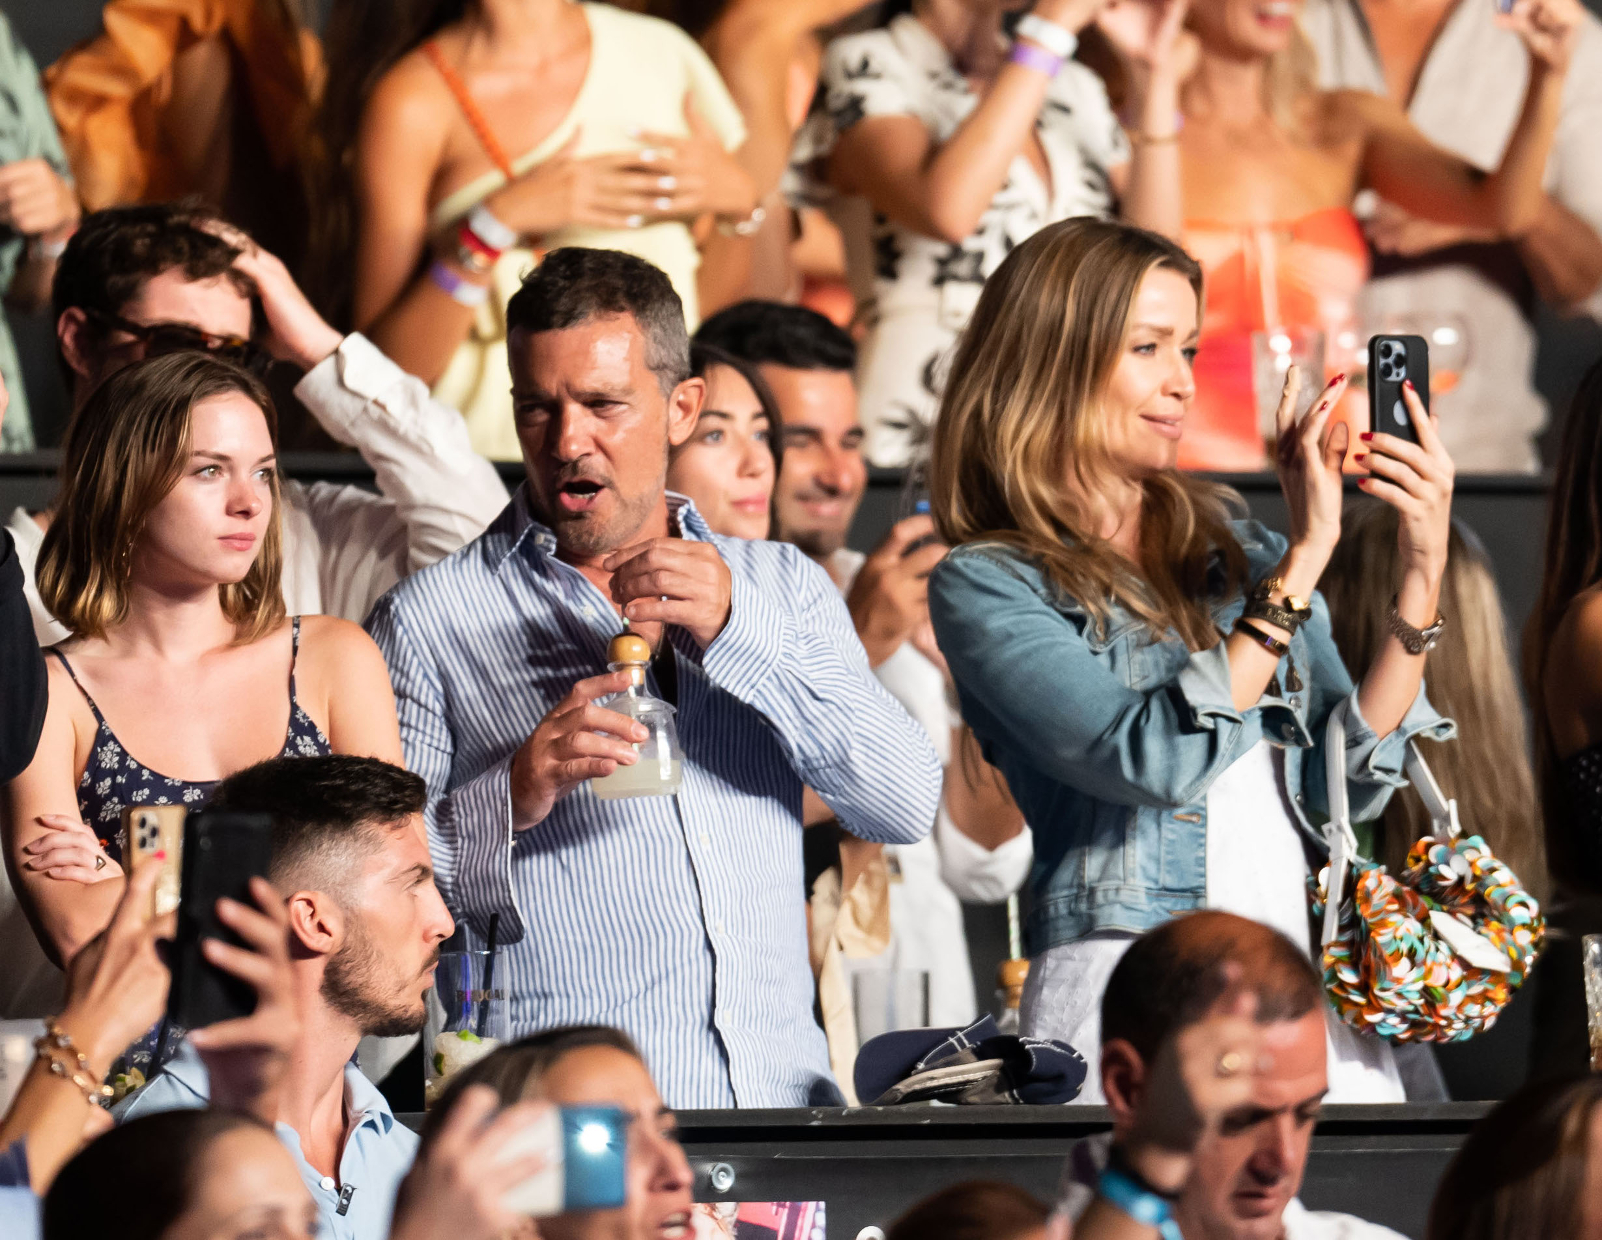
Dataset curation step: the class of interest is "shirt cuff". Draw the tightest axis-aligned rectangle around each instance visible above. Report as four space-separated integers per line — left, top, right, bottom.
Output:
1345 683 1457 789
1174 641 1246 731
439 755 525 944
291 333 413 448
702 564 790 703
936 806 1033 904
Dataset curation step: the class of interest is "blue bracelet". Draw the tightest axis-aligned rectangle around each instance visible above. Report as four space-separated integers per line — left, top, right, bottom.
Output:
1096 1166 1183 1240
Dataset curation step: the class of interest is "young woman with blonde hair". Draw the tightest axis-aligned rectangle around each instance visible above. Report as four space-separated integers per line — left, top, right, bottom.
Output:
4 352 401 984
927 217 1455 1100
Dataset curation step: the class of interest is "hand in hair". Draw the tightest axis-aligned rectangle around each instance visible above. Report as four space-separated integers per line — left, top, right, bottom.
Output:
0 861 173 1191
187 877 301 1125
602 538 734 650
204 223 344 372
390 1084 555 1240
510 670 651 831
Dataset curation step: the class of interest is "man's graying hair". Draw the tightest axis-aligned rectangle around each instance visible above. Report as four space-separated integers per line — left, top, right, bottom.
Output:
506 248 690 393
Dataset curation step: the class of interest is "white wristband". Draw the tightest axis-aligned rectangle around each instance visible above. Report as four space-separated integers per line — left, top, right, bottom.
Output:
1016 13 1078 61
467 204 519 252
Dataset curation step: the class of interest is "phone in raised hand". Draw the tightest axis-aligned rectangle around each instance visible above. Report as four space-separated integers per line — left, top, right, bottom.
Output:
167 810 274 1030
1366 334 1430 445
121 806 186 917
501 1105 629 1218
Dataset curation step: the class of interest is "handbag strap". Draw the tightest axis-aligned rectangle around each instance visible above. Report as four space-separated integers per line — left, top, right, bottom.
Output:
1321 700 1358 946
1320 702 1459 946
1403 743 1461 841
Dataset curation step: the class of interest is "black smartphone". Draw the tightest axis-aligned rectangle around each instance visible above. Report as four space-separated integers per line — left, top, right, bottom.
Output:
167 811 274 1030
1367 334 1430 445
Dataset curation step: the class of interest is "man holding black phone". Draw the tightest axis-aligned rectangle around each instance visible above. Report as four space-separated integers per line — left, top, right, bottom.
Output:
117 756 454 1240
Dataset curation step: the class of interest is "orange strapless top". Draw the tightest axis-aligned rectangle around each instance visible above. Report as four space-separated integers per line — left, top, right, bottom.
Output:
1180 207 1369 472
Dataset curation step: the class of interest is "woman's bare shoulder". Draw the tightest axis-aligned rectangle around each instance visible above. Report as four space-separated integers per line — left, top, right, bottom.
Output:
1549 588 1602 663
362 47 456 138
1317 88 1402 139
296 614 385 661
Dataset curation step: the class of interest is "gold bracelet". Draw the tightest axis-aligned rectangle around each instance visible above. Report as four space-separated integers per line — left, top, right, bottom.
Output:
1130 131 1180 146
35 1019 113 1105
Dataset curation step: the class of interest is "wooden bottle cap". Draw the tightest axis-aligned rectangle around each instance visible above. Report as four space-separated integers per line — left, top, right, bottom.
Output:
609 632 652 666
997 956 1030 1009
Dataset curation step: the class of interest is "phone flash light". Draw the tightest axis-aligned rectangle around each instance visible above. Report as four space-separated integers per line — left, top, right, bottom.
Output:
577 1123 613 1154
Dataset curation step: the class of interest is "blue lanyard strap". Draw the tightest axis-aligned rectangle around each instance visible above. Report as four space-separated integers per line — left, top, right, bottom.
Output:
1096 1166 1185 1240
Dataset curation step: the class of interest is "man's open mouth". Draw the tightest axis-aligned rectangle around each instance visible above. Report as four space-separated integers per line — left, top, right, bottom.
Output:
557 479 606 512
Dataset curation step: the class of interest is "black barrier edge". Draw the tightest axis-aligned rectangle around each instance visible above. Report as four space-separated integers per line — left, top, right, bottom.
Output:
395 1101 1493 1139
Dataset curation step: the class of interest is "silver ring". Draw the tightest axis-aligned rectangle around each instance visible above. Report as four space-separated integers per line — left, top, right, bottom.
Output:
94 855 107 872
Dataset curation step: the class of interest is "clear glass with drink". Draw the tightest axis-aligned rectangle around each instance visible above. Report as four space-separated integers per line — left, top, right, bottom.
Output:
424 949 508 1105
589 632 683 801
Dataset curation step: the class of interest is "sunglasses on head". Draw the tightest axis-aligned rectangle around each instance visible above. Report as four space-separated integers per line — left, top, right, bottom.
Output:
86 308 271 374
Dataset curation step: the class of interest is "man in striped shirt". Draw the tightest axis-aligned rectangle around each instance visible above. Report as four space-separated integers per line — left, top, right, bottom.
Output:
367 249 942 1108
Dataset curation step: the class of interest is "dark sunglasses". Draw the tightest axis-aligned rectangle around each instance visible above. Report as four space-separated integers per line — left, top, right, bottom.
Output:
85 308 271 374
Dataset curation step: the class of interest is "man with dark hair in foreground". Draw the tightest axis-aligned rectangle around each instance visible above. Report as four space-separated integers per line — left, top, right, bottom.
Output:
1061 912 1405 1240
369 248 940 1109
116 755 455 1240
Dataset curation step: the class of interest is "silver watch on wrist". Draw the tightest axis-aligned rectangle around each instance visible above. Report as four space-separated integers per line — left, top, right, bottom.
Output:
1387 594 1446 655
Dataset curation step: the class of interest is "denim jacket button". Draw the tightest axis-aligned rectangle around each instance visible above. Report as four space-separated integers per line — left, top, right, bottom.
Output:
1295 793 1306 806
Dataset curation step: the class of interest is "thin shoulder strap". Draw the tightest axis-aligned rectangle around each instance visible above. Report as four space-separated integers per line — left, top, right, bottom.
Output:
49 648 108 725
288 615 303 699
422 41 517 181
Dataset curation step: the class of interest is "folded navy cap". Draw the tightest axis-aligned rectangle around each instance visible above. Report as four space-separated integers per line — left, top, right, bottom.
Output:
854 1024 971 1105
853 1014 1087 1106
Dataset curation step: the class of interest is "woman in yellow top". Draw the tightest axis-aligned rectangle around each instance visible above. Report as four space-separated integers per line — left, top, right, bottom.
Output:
310 0 761 461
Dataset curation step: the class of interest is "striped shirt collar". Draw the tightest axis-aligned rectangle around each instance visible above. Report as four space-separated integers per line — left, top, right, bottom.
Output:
490 484 712 572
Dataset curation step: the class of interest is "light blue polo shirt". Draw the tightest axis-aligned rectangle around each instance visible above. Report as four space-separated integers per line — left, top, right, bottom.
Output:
115 1040 417 1240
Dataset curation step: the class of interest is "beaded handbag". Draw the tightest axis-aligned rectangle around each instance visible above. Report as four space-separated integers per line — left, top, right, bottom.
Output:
1308 702 1544 1043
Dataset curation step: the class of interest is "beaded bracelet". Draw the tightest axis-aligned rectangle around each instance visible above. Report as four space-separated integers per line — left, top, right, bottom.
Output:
35 1021 113 1106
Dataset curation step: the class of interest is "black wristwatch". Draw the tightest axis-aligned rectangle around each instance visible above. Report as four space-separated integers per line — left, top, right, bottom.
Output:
1387 594 1446 655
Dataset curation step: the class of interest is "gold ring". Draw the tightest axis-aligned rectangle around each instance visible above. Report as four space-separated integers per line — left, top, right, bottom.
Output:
1217 1050 1245 1077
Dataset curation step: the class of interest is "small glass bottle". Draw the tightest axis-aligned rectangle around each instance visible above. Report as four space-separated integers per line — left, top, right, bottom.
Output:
588 632 684 801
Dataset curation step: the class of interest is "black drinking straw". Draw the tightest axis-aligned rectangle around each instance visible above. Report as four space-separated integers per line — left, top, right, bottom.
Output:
476 912 500 1038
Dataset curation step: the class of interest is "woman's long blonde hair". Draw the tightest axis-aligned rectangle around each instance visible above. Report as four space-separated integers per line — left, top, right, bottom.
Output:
1322 502 1543 899
38 352 286 644
930 217 1246 650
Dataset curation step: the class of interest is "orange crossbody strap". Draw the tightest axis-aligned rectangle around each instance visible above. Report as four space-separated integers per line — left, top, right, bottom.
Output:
422 41 517 182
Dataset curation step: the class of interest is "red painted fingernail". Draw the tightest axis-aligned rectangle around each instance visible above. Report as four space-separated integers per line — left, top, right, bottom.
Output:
154 850 166 860
1403 379 1415 391
1359 433 1373 442
1333 372 1347 383
1354 454 1367 462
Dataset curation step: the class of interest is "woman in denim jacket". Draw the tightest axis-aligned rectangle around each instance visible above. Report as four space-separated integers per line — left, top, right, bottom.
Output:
927 219 1455 1102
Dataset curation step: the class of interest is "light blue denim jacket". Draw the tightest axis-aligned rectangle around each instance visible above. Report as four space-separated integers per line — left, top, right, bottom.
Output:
928 519 1454 954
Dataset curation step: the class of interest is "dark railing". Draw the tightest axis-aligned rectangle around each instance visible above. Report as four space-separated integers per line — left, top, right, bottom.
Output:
395 1102 1491 1240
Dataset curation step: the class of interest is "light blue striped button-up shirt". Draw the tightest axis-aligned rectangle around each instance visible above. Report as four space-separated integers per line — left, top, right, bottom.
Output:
366 489 941 1108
